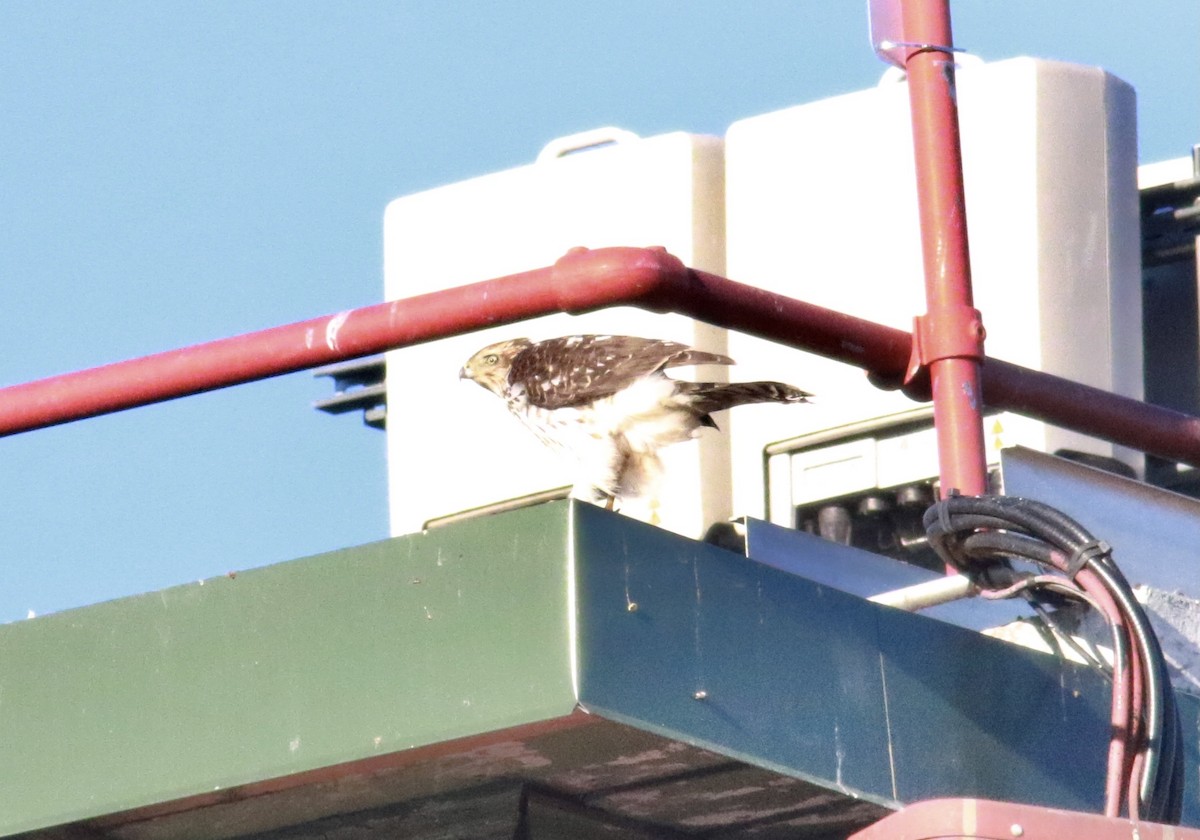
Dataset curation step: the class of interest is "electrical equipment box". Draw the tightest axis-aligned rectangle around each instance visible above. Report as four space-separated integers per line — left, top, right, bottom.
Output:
383 130 728 537
722 58 1142 528
1139 153 1200 495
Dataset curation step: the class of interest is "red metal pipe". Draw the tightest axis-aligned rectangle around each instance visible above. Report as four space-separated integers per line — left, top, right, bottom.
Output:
981 360 1200 465
1077 567 1133 817
0 248 681 435
0 246 1198 470
898 0 989 499
0 248 911 437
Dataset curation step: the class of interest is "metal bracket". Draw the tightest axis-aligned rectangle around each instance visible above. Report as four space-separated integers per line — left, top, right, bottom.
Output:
313 356 387 430
904 305 986 387
876 40 966 57
868 0 970 69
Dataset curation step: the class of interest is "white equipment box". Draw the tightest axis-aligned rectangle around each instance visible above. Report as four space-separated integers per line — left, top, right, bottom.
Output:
723 58 1142 523
383 130 729 537
383 58 1143 537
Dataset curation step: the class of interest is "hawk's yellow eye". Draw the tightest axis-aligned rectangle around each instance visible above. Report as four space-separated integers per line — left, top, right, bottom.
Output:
483 353 499 365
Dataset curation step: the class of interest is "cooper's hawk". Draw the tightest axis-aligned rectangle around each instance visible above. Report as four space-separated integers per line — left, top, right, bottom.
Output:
459 334 810 510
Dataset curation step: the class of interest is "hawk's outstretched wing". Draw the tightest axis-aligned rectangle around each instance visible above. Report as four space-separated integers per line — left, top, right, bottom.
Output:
507 335 734 410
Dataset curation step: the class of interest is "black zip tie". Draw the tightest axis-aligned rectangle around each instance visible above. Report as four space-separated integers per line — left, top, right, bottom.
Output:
1066 539 1111 579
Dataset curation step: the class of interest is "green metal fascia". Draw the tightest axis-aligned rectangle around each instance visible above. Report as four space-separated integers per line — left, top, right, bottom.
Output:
0 502 576 836
8 498 1197 835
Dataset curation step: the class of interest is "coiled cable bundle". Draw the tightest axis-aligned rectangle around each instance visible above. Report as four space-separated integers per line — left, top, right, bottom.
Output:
923 494 1183 823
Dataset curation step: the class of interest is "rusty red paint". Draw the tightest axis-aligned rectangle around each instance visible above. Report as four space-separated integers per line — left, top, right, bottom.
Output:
850 797 1200 839
897 0 989 499
0 246 1196 468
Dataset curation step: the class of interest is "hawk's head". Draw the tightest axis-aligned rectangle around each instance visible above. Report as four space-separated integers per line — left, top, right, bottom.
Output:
459 337 532 397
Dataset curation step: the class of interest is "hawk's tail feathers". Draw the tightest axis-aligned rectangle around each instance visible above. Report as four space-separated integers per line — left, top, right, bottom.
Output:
683 381 813 417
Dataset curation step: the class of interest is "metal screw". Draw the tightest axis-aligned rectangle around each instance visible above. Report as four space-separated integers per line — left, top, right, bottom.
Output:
1010 824 1024 837
693 690 708 701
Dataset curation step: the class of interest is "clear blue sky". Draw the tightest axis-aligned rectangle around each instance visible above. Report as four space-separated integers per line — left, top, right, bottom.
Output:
0 2 1196 622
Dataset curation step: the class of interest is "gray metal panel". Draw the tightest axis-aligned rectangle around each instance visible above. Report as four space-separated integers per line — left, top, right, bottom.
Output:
1182 689 1200 827
571 503 1118 814
1001 446 1200 599
877 605 1108 807
741 518 1031 631
573 507 896 805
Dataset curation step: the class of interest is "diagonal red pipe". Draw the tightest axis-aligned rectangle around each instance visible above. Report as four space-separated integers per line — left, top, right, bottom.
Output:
0 246 1197 468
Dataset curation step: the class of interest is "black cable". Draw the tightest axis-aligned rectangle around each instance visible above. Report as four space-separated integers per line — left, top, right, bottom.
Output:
960 529 1056 565
922 494 1183 823
1026 598 1113 678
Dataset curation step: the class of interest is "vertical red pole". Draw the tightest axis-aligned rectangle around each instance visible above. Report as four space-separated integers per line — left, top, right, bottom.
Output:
900 0 989 500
